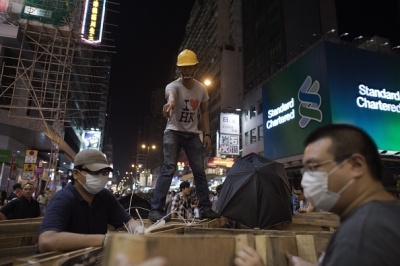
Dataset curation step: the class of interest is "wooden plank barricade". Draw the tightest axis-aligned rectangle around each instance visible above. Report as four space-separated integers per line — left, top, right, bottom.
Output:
0 217 43 266
1 213 340 265
12 247 103 266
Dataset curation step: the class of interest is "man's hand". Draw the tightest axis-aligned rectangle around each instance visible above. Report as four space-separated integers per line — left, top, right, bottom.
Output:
203 135 211 150
163 102 174 118
127 219 144 234
285 251 315 266
234 246 264 266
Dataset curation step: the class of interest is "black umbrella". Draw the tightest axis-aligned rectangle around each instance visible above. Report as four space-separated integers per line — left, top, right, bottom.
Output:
118 193 151 219
217 153 292 229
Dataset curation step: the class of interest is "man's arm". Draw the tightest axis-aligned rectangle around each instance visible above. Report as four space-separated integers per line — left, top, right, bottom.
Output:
163 89 177 118
38 231 104 252
200 101 211 150
0 199 15 220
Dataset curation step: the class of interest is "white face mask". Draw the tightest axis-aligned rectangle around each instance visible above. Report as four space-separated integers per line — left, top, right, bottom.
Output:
182 74 194 80
78 172 108 194
301 159 354 211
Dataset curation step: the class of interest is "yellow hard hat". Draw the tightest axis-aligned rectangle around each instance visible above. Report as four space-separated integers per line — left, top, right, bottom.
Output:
177 49 199 66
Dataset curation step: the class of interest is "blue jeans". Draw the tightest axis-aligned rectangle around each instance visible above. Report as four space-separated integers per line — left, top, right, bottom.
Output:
151 130 212 213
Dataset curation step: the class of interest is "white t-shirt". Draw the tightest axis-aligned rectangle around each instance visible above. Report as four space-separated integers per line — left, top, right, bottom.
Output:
164 78 209 133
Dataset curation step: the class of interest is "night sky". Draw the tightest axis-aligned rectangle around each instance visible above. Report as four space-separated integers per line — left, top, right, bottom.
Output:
108 1 196 173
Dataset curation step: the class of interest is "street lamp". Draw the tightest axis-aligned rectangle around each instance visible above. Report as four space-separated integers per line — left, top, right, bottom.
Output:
142 144 156 167
142 144 156 153
326 29 336 35
141 144 156 187
352 35 363 43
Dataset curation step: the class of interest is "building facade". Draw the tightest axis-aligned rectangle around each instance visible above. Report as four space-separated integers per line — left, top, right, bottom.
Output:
0 0 115 192
171 0 400 191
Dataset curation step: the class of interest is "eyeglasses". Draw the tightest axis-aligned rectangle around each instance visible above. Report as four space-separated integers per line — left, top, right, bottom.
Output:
293 192 303 196
79 168 111 176
300 160 335 174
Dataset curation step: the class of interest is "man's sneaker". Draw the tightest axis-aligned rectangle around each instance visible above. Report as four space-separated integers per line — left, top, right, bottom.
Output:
200 209 221 220
148 210 170 222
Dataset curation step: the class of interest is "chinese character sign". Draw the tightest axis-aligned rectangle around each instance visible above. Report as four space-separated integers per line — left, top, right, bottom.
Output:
220 113 240 135
219 134 240 155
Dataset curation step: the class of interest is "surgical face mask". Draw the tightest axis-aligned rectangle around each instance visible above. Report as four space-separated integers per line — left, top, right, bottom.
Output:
301 159 354 211
179 67 195 80
77 171 108 194
182 74 194 80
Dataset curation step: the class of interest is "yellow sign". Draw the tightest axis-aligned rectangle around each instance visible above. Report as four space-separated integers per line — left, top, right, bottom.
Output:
23 163 36 172
25 150 38 163
25 150 38 157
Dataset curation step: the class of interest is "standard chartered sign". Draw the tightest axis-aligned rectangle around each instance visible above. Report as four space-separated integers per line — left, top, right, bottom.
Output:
357 84 400 113
266 98 295 129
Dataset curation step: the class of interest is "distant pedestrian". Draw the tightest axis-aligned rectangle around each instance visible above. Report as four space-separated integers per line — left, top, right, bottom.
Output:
171 181 195 220
0 190 8 208
37 191 50 215
7 183 22 201
212 184 223 212
0 182 40 220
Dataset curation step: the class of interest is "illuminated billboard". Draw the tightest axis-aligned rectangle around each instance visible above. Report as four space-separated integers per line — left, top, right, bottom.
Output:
81 0 106 44
21 0 75 26
82 130 102 150
263 41 400 159
219 113 240 155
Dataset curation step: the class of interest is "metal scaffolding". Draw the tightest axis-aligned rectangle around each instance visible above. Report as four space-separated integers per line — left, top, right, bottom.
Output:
0 0 116 183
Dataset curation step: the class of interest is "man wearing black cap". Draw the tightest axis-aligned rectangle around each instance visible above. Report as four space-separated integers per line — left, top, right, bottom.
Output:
38 149 142 253
7 183 22 201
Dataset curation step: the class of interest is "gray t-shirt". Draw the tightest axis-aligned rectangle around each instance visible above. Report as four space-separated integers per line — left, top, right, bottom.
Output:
319 199 400 266
165 78 209 133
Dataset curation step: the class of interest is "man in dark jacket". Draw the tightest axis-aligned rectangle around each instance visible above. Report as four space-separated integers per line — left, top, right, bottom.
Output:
7 182 22 201
0 182 40 220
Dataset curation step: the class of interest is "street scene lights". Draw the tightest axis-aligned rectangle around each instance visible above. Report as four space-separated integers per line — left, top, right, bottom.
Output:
326 29 336 35
142 144 156 154
353 35 363 43
141 144 156 188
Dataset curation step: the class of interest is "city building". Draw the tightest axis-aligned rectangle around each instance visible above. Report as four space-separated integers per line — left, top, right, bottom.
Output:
241 0 400 158
0 0 115 192
179 0 244 156
166 0 400 191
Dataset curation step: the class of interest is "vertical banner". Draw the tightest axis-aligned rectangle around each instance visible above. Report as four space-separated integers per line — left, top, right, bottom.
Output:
219 113 240 155
22 150 38 180
81 0 106 44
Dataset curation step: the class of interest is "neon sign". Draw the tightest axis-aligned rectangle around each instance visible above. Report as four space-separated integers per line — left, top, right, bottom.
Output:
357 84 400 113
266 98 295 129
81 0 106 44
